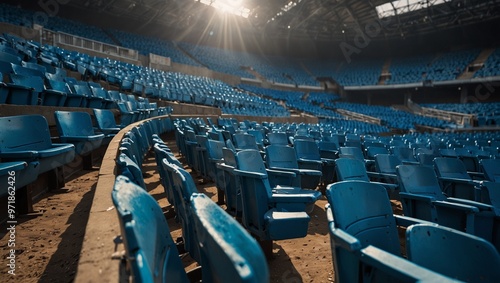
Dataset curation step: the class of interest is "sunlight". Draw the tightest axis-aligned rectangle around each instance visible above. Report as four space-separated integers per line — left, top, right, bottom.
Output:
198 0 251 18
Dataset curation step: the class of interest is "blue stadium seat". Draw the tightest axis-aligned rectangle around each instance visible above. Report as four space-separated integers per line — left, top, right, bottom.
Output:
406 224 500 282
396 164 496 238
235 149 321 213
334 158 399 196
190 193 270 283
480 159 500 182
54 111 104 169
0 114 75 175
433 157 483 202
0 161 39 199
93 109 121 137
325 180 454 282
5 73 39 105
116 153 145 189
265 144 322 190
111 175 191 283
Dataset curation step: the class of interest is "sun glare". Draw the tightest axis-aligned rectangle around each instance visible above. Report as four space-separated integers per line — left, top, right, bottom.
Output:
198 0 251 18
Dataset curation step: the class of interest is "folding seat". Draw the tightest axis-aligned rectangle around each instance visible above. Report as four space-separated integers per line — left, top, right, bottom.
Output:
373 154 402 184
115 153 145 189
12 63 45 78
73 84 103 108
293 139 335 185
267 132 289 146
365 146 390 161
235 149 321 213
0 51 21 74
190 193 270 283
396 164 495 239
54 111 104 169
41 78 69 107
5 73 39 105
233 150 313 257
406 224 500 282
205 139 224 184
416 152 439 167
480 159 500 182
325 181 453 282
0 161 40 213
92 108 121 140
233 133 263 153
111 176 191 283
216 147 241 214
335 158 399 197
339 146 369 164
0 114 75 189
169 164 202 263
433 157 483 201
90 86 114 109
391 146 418 164
265 144 322 189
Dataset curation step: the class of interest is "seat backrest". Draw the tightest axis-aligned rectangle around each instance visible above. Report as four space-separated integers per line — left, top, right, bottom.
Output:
116 153 145 189
334 158 369 182
190 193 270 283
366 146 390 160
439 148 457 158
73 84 93 97
12 63 44 78
0 114 53 152
235 150 273 231
433 157 471 180
326 180 401 255
480 159 500 183
111 175 190 283
294 139 321 161
374 154 401 174
481 182 500 215
406 224 500 282
396 165 445 201
54 111 95 137
391 146 417 162
339 146 365 162
170 165 201 262
234 133 259 151
265 145 299 169
9 73 44 92
267 132 289 146
207 140 224 161
46 79 71 93
93 109 118 129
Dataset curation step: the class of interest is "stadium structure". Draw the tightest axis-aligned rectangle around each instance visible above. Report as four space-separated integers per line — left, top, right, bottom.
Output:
1 0 500 282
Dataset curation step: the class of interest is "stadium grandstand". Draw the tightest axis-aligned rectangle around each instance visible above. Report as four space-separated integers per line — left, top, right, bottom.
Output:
1 0 500 282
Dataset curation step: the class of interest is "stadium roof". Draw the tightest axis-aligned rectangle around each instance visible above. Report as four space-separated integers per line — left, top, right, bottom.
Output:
64 0 500 41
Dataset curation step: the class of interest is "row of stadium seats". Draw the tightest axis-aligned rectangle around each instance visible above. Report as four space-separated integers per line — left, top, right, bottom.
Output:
171 116 500 282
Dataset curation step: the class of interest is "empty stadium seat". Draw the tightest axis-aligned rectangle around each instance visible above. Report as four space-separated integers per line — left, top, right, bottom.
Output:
406 224 500 282
111 175 191 283
190 193 270 283
0 114 75 175
325 180 454 282
54 111 104 169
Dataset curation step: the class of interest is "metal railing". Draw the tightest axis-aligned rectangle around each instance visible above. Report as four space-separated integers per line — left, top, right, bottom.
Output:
56 32 139 61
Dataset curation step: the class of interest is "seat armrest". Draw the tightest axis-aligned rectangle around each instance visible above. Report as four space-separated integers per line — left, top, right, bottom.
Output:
394 215 436 228
433 200 480 213
438 177 480 186
399 192 435 202
266 168 296 178
234 169 267 179
360 246 455 282
330 225 362 251
0 151 39 159
446 197 494 211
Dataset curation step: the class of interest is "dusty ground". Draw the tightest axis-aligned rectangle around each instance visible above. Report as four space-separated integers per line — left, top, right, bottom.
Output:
0 136 403 283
